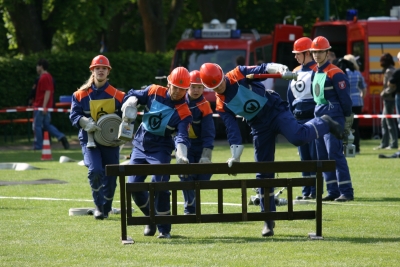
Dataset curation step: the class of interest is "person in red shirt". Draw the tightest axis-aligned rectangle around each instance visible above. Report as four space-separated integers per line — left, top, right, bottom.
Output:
33 59 69 150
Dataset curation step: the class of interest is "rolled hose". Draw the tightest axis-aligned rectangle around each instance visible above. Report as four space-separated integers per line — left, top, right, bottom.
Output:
94 114 122 146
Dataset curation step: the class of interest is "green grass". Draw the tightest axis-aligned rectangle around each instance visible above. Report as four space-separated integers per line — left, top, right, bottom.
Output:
0 137 400 266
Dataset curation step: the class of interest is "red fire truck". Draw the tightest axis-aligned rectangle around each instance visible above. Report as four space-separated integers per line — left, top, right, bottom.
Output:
171 18 303 140
310 7 400 138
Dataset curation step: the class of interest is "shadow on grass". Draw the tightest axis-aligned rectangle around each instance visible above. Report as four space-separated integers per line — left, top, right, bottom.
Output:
355 197 400 202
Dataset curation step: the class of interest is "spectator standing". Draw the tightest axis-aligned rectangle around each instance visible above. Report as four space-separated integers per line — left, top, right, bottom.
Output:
327 51 338 65
389 51 400 133
33 59 69 150
343 54 367 154
374 53 398 150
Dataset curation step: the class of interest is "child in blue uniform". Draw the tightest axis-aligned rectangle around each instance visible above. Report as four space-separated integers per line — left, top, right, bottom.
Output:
123 67 193 239
199 62 345 237
287 37 318 200
70 55 125 220
310 36 354 202
180 70 215 214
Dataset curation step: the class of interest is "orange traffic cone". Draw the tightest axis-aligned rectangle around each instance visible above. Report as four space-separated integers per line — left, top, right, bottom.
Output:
41 131 52 160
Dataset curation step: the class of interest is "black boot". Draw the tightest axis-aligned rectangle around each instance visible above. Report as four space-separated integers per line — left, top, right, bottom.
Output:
261 221 275 237
144 224 157 236
321 115 344 140
94 205 104 220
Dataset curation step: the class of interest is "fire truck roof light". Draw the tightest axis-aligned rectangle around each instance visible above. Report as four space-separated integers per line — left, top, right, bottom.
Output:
195 18 241 39
346 9 358 21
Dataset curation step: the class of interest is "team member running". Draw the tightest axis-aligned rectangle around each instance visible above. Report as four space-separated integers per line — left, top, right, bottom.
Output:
70 55 126 220
123 67 193 239
199 62 345 237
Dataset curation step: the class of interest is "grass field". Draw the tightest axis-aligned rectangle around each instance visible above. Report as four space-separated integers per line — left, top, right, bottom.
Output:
0 136 399 266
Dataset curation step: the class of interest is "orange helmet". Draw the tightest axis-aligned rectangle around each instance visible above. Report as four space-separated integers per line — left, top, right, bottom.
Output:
310 36 331 51
89 55 112 70
189 70 202 85
292 37 313 53
199 63 224 90
167 67 190 89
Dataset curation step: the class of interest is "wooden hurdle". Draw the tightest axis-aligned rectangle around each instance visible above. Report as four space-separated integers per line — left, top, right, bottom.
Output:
106 160 335 244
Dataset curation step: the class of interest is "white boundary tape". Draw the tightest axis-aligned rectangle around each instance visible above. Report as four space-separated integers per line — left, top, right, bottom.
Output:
1 107 399 119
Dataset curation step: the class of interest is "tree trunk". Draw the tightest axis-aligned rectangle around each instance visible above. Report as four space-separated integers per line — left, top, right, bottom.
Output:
138 0 166 52
5 1 46 54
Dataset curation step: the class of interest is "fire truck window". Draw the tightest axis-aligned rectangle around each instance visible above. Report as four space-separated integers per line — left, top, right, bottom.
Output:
256 47 263 63
352 41 365 72
174 50 245 73
263 45 272 63
314 26 347 43
276 42 298 70
249 52 255 65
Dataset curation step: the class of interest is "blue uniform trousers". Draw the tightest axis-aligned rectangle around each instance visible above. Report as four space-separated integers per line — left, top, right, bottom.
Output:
252 104 330 215
179 147 212 214
82 144 119 215
315 116 353 198
127 148 172 234
297 118 317 197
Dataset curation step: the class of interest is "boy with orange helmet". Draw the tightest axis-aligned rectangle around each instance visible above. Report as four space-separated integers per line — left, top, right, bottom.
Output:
122 66 193 239
199 61 344 237
310 36 354 202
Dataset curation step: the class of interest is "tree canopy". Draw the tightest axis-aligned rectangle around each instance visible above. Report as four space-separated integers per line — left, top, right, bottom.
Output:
0 0 395 56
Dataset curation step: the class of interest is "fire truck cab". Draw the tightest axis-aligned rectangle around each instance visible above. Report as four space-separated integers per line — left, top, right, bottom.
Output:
171 19 303 140
310 6 400 138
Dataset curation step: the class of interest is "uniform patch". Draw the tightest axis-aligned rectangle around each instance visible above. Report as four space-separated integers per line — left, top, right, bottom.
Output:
338 81 346 89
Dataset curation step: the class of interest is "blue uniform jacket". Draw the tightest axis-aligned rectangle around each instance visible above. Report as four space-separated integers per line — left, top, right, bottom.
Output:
287 61 317 120
187 94 215 151
311 61 352 118
124 84 192 153
70 82 125 145
216 64 281 145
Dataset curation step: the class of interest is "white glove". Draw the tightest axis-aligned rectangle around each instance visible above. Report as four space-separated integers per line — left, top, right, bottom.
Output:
122 106 137 123
176 143 189 164
79 117 101 133
122 96 138 113
266 63 289 75
227 145 244 168
199 148 212 163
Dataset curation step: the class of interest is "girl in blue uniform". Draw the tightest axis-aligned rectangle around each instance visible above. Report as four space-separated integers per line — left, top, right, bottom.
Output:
123 67 192 239
199 62 344 237
180 70 215 215
70 55 125 220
